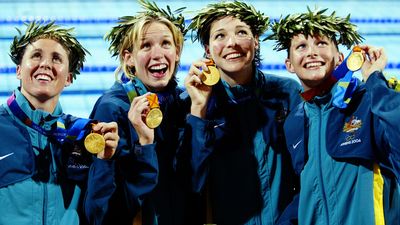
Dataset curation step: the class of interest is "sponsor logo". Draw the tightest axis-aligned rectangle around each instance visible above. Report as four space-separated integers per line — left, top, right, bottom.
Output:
292 140 302 149
0 152 14 161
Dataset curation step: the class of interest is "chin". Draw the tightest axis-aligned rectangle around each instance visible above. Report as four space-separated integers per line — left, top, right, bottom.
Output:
150 82 168 92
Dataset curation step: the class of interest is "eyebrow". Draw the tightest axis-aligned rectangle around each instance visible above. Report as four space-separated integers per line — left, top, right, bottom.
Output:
52 51 63 57
31 48 66 57
141 33 173 39
31 48 43 53
212 25 250 33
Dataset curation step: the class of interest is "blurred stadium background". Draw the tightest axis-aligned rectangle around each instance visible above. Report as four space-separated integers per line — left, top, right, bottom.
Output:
1 0 399 117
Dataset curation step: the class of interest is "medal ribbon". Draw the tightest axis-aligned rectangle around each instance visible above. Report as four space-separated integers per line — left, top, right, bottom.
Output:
122 78 173 107
7 93 92 144
331 51 359 109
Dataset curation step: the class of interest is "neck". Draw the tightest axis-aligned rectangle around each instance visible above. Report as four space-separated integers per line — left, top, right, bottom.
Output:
300 76 337 101
220 65 253 86
21 90 59 113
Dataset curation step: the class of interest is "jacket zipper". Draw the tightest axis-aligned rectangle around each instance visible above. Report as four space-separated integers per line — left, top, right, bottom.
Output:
43 183 47 225
38 130 48 225
317 109 330 224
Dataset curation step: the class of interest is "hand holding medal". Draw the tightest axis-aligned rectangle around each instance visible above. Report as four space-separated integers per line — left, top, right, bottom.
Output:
84 122 119 159
184 58 214 118
358 45 387 81
84 123 106 154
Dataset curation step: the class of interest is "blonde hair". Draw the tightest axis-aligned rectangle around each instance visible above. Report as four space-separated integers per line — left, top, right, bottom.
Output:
115 15 184 80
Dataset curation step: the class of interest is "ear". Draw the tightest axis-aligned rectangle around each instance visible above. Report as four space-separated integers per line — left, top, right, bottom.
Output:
64 73 73 87
123 50 134 67
16 65 22 80
285 58 296 73
205 45 211 59
336 52 344 67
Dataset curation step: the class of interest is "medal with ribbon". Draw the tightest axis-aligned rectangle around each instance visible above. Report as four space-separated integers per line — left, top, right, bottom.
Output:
331 46 363 109
7 93 105 154
145 93 163 129
123 78 169 129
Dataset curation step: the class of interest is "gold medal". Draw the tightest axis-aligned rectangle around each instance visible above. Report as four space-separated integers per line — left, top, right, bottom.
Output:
202 60 220 86
346 46 364 71
144 93 163 128
145 107 163 129
84 133 105 154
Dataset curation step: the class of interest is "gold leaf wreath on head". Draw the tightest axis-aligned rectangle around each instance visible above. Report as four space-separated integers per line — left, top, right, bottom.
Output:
105 0 187 58
267 6 364 51
10 21 90 80
187 0 270 46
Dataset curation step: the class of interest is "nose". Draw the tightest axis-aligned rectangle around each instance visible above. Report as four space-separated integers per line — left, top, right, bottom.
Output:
226 34 237 47
307 44 319 57
151 45 163 60
39 57 51 69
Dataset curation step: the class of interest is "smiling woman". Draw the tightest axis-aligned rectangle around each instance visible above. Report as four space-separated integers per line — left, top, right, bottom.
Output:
2 1 400 118
88 0 200 224
205 16 259 86
16 39 72 112
269 7 400 225
124 21 180 91
182 1 302 224
0 20 120 225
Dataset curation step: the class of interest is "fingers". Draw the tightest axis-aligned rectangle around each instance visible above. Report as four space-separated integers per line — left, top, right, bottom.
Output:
185 71 203 87
128 93 153 127
130 93 151 117
127 93 155 144
93 122 119 160
358 45 387 81
185 58 212 87
189 58 212 75
93 121 118 134
103 130 119 149
358 45 385 62
93 122 119 146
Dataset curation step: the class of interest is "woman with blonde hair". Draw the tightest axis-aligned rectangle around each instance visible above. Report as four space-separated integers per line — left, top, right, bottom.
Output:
90 0 199 224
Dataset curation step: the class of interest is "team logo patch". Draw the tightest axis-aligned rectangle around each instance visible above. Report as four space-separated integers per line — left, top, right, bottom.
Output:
340 116 362 146
343 116 362 133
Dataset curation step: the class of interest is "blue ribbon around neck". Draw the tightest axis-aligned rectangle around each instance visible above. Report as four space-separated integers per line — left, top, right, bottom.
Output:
332 52 360 109
121 78 173 107
7 93 93 144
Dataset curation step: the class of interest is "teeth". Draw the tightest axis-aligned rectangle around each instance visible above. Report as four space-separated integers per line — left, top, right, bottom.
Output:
305 62 322 68
226 53 242 59
35 74 51 81
149 64 167 70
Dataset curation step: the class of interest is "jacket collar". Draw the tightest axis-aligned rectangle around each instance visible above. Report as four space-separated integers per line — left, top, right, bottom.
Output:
12 88 63 126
